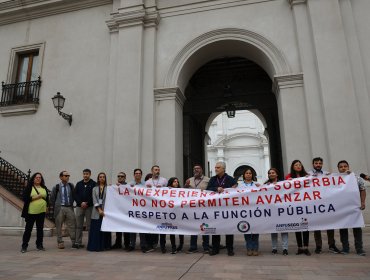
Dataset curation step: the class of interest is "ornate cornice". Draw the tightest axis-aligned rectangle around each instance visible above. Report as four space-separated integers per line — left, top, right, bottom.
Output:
0 0 112 26
288 0 307 8
154 87 186 107
106 4 160 32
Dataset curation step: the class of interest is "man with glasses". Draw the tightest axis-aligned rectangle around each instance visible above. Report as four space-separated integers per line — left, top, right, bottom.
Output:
50 171 78 249
112 172 131 249
185 164 210 254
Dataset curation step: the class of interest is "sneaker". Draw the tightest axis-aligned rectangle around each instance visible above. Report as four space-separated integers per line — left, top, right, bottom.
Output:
176 246 183 253
58 243 65 249
252 250 259 256
247 250 252 256
329 245 341 254
315 247 322 254
21 247 27 253
203 248 209 254
303 249 311 256
36 246 45 251
186 248 198 254
357 249 366 256
341 248 349 255
272 249 278 255
209 250 219 256
72 243 79 249
171 249 177 254
78 244 85 249
283 249 288 256
143 248 154 253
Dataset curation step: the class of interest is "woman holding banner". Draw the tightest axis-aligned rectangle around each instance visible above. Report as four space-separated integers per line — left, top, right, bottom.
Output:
87 172 112 251
239 168 260 256
159 177 184 254
285 160 311 256
265 168 289 256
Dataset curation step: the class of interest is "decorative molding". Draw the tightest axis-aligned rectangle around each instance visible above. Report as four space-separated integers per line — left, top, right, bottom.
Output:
106 4 160 32
0 103 39 116
272 73 304 94
154 87 186 107
0 0 112 26
288 0 307 8
165 28 291 88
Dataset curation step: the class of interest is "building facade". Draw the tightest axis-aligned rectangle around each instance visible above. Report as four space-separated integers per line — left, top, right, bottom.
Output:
0 0 369 187
206 111 270 182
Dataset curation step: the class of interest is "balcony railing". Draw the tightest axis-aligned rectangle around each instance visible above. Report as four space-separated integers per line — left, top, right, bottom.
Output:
1 77 41 107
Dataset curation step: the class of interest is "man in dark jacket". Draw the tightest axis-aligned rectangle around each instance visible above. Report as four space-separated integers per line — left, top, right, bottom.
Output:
74 169 96 248
207 161 237 256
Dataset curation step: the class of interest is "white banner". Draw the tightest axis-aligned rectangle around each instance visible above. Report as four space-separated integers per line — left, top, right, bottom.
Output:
101 173 364 235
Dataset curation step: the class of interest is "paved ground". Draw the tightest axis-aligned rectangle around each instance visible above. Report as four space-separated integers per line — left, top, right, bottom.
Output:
0 229 369 280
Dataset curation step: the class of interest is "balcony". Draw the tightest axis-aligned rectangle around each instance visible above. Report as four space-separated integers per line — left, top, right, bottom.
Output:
0 77 41 116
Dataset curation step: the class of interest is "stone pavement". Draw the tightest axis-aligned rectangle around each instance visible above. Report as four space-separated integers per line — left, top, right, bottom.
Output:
0 229 369 280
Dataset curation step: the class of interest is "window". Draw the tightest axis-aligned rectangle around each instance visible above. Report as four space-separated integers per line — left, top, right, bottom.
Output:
1 42 44 116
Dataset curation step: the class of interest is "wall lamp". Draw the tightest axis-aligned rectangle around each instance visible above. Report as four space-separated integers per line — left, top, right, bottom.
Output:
51 92 72 126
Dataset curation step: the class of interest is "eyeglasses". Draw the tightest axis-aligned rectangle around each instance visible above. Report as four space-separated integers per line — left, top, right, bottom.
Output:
118 175 126 178
63 175 70 177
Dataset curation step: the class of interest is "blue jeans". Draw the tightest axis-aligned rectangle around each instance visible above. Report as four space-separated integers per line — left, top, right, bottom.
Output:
190 235 209 250
244 234 259 250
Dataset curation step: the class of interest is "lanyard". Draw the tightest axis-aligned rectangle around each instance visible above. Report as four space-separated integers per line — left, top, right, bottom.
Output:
194 176 203 189
217 175 226 187
99 186 105 200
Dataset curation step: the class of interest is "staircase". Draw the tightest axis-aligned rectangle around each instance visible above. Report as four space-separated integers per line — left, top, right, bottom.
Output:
0 154 55 235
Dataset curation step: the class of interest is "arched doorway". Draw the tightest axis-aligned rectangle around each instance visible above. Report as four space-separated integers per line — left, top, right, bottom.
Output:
233 165 257 182
183 56 283 179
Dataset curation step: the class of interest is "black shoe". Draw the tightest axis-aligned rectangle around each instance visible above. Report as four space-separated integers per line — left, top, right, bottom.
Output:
272 249 278 255
283 249 288 256
171 249 177 254
315 247 322 254
36 245 45 251
127 246 135 252
78 244 85 249
228 250 235 256
176 245 183 252
296 248 304 255
329 245 340 254
142 247 154 253
111 243 122 249
72 243 79 249
357 249 366 256
209 250 219 256
161 247 167 254
21 247 27 253
303 249 311 256
187 248 198 254
203 248 209 254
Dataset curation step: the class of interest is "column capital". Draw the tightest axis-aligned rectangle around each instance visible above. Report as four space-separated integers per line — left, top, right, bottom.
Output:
288 0 307 8
272 73 304 95
154 87 186 107
106 4 160 32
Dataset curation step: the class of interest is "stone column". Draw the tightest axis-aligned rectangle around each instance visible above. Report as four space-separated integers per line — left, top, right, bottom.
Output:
273 73 311 172
305 0 367 170
105 0 160 179
289 0 329 162
153 87 185 183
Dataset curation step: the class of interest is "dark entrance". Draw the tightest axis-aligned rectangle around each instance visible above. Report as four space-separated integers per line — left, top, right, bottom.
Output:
233 165 257 181
183 57 283 179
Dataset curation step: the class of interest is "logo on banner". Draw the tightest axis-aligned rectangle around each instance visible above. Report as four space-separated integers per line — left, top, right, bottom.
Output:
200 223 216 234
275 218 309 231
156 223 178 231
237 221 250 233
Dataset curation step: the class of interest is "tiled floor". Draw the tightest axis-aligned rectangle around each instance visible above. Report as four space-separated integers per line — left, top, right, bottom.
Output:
1 229 369 280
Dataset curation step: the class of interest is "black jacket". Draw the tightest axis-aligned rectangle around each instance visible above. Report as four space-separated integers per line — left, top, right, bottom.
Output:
74 179 96 207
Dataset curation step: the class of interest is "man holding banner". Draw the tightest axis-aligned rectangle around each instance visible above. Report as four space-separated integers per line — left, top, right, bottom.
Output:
207 161 237 256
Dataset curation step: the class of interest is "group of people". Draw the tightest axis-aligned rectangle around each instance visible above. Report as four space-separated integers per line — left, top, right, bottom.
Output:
20 157 367 257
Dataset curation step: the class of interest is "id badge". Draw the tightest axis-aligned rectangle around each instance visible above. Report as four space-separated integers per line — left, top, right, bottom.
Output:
98 199 103 205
